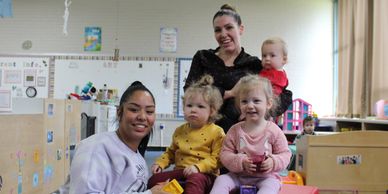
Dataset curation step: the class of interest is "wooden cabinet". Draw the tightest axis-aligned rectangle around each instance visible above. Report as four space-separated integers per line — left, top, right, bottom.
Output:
319 117 388 132
296 131 388 193
0 99 81 194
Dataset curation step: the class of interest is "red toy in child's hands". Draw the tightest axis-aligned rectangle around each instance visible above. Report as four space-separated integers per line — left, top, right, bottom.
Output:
251 154 266 172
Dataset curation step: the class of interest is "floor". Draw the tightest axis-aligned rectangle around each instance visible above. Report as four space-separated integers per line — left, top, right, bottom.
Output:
144 150 174 173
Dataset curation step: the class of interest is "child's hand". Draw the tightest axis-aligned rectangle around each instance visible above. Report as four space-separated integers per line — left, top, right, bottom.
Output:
183 165 199 177
242 157 256 174
260 157 274 173
151 164 162 174
149 180 169 194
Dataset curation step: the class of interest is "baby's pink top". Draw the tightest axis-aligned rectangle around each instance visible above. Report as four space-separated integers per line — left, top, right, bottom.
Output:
220 121 291 180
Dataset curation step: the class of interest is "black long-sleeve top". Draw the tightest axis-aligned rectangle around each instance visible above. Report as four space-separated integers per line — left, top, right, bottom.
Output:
184 47 292 133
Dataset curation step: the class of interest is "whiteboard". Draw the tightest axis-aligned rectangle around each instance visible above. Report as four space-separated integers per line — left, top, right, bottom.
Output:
0 57 50 98
54 59 175 114
177 58 192 117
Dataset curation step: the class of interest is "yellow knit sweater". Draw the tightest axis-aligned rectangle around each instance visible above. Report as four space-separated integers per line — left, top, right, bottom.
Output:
154 123 225 175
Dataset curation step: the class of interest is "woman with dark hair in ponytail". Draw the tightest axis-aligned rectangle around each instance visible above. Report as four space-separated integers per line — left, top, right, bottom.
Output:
185 4 292 134
69 81 168 194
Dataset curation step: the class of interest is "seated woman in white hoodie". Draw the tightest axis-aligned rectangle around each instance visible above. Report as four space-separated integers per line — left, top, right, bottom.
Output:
69 81 168 194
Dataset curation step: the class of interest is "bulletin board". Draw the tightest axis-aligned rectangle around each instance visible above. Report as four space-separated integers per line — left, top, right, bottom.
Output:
177 58 192 117
0 57 50 98
54 58 175 114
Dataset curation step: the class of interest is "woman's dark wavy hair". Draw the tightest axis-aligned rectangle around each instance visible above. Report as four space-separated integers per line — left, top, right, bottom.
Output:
117 81 155 156
213 4 242 26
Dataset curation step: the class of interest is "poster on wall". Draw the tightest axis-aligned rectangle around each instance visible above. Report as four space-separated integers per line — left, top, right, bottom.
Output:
160 27 177 53
0 90 12 111
4 70 21 84
24 69 36 87
177 58 192 117
0 0 13 18
84 27 101 51
0 57 50 98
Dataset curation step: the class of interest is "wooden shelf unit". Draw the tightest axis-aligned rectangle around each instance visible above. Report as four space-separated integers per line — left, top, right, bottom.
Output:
296 131 388 193
319 117 388 131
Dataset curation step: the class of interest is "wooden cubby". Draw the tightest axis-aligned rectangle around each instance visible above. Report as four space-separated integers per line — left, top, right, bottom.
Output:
296 131 388 193
319 117 388 132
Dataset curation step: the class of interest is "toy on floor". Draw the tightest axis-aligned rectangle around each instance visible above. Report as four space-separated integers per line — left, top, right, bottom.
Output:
240 185 257 194
281 170 304 185
162 179 184 194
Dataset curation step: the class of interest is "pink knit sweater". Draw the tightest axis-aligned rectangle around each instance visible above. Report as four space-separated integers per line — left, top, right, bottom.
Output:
220 121 291 180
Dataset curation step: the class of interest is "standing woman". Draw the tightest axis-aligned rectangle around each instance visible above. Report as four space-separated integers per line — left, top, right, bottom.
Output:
69 81 168 194
184 4 292 133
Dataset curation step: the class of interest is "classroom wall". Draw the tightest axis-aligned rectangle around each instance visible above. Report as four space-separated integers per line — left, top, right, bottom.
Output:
0 0 334 116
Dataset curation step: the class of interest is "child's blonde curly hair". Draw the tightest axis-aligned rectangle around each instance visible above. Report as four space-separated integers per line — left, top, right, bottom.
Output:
183 74 223 123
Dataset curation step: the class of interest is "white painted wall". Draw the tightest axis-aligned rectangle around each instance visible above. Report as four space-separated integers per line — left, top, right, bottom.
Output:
0 0 334 116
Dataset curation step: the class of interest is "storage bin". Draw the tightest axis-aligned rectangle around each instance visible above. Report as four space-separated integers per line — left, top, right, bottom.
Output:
375 99 388 119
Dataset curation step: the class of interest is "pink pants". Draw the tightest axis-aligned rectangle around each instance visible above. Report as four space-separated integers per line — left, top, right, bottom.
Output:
210 172 281 194
148 169 216 194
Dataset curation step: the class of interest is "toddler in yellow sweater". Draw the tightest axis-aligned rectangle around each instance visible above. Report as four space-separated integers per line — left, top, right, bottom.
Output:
148 75 225 194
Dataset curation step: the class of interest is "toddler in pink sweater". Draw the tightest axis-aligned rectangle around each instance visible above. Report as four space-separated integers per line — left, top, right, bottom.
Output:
210 74 291 194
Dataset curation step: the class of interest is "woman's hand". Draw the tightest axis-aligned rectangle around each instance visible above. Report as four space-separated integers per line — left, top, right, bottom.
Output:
151 164 162 174
224 90 233 100
183 165 199 177
224 79 242 100
149 181 169 194
260 156 274 173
